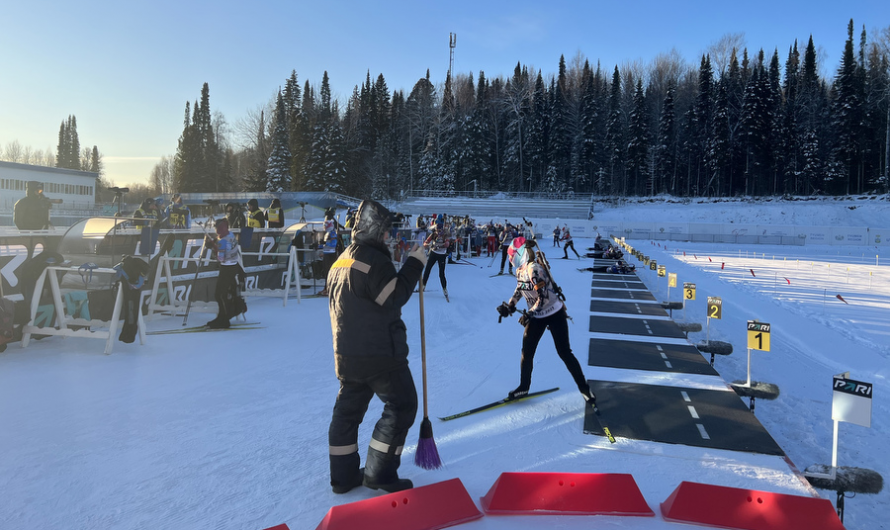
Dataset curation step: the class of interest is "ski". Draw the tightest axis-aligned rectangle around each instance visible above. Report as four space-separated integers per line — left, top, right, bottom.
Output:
147 322 263 335
588 403 617 444
439 387 559 421
489 272 513 278
147 326 266 335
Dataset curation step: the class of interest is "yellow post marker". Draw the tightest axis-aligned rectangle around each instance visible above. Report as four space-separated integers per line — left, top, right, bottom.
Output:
744 320 771 387
705 296 722 344
683 282 696 301
747 321 771 352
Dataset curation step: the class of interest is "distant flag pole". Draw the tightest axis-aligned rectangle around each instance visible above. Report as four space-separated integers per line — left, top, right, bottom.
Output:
785 277 791 284
721 262 725 270
708 257 712 262
750 269 756 277
836 294 849 305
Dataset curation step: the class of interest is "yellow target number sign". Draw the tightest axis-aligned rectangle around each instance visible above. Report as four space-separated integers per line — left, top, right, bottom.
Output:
658 265 666 277
650 260 657 271
707 296 722 319
668 272 677 287
683 282 696 301
747 321 771 351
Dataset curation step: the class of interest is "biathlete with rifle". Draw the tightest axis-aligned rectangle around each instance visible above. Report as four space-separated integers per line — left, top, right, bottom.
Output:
495 236 595 404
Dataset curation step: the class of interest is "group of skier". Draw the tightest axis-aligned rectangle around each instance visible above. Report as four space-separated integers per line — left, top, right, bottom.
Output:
324 199 596 495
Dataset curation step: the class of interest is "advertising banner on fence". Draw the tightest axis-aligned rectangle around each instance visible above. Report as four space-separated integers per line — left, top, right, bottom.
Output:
830 227 869 245
867 228 890 246
799 226 832 244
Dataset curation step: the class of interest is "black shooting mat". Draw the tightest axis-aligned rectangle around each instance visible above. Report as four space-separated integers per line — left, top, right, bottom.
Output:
590 271 640 279
590 289 656 301
591 280 647 290
589 300 668 317
584 381 784 456
588 338 718 375
589 315 686 339
590 272 640 281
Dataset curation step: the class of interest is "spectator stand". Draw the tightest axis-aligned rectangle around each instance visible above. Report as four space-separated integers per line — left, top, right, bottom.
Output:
146 249 218 319
21 265 144 355
237 245 301 306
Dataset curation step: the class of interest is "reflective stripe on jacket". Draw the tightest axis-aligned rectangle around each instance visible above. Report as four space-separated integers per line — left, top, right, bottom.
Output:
328 241 423 379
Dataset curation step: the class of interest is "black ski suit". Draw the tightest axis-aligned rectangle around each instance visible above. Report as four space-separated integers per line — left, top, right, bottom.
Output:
327 200 423 492
508 260 589 396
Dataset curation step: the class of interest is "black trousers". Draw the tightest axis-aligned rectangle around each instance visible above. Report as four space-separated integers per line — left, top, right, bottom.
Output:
422 252 447 289
518 309 588 392
214 264 244 321
499 245 512 272
329 365 418 487
563 240 580 258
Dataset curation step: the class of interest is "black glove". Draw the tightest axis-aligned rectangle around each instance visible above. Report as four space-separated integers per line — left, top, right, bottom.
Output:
496 302 515 319
518 311 531 326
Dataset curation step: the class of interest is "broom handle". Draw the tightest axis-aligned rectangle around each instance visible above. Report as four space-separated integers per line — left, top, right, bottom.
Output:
418 278 429 418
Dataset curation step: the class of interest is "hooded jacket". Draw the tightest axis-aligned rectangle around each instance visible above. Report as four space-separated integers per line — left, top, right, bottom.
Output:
328 199 423 379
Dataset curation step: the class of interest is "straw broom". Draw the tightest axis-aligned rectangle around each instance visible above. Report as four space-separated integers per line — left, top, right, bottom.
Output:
414 279 442 469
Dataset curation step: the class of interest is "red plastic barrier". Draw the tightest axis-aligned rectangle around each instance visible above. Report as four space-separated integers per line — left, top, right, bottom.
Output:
480 472 654 516
315 478 482 530
660 481 844 530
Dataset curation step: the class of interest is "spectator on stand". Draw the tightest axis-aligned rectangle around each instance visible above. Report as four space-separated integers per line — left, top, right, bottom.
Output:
266 198 285 228
247 199 266 228
165 193 191 229
13 181 51 230
225 203 246 229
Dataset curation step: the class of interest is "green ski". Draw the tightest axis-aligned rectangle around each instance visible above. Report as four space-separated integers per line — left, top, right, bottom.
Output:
587 402 617 444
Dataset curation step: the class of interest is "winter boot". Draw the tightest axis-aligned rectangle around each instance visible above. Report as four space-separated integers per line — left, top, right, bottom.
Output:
443 288 449 302
332 468 364 494
363 448 413 493
508 385 529 400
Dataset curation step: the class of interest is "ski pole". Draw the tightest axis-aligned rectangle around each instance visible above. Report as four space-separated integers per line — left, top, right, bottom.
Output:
182 216 214 326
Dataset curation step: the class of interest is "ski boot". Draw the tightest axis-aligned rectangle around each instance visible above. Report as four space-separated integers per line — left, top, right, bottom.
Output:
508 386 529 400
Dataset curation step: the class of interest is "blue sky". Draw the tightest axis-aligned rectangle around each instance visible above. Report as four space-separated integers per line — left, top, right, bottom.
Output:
1 0 885 186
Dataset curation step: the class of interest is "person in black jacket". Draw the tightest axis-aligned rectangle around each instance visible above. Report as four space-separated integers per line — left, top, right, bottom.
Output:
13 181 51 230
327 199 427 495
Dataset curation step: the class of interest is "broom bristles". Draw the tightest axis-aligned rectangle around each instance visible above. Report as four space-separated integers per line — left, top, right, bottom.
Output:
415 417 442 470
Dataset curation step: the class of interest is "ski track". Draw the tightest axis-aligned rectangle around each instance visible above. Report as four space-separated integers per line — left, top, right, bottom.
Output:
2 215 889 529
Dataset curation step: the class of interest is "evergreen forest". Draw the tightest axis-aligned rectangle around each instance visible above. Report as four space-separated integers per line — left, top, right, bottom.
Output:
170 20 890 200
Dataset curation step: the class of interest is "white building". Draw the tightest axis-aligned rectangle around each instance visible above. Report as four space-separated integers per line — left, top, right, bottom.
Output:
0 160 98 211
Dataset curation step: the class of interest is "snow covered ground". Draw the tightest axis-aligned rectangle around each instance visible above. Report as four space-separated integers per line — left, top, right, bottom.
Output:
1 199 887 530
